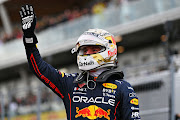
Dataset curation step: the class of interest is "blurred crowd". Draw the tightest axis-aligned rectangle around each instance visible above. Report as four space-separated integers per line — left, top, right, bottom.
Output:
0 0 110 44
0 89 60 117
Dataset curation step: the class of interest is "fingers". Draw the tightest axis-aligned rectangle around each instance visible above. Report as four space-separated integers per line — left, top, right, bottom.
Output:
19 4 34 18
29 5 34 15
21 6 26 15
19 10 23 18
25 4 30 15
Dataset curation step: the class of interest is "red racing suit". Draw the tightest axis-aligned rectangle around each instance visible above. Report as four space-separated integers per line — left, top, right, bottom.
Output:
24 45 141 120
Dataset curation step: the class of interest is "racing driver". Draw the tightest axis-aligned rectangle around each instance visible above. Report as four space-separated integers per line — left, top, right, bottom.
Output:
19 4 141 120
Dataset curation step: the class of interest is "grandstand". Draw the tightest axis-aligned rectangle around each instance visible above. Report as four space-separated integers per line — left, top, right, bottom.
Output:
0 0 180 120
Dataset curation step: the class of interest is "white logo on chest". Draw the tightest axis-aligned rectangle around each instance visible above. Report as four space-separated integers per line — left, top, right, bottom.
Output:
72 96 115 106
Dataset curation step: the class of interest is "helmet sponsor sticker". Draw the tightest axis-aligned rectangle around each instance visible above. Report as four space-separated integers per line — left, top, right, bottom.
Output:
105 36 116 45
75 105 110 120
108 48 117 56
130 98 139 105
79 61 94 66
83 32 108 41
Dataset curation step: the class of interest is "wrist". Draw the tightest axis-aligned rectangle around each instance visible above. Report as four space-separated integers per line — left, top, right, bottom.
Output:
23 34 38 47
23 31 35 38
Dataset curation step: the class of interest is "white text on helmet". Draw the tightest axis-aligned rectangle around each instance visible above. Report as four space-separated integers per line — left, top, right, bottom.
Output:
79 61 94 66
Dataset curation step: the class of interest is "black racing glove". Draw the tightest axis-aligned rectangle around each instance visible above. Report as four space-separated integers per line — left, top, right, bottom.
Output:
19 4 38 47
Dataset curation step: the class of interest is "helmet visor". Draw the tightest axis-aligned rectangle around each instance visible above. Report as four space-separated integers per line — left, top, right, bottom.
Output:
78 45 106 56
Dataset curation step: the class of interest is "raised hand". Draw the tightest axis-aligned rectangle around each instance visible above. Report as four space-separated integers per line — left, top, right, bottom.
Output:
19 4 38 46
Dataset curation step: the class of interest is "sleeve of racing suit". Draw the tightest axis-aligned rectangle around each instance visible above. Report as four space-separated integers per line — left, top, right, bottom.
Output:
120 81 141 120
24 45 76 99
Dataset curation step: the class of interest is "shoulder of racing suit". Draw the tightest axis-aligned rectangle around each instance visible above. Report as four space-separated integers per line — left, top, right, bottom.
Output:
73 69 124 83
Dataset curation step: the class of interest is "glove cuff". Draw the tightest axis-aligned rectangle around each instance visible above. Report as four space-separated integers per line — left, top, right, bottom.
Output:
23 34 38 47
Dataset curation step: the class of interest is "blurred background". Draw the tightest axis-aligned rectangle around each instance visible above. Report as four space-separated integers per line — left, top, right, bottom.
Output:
0 0 180 120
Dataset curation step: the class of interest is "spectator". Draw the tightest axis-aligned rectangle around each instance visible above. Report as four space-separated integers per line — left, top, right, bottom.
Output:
9 97 18 117
0 0 111 43
92 2 106 14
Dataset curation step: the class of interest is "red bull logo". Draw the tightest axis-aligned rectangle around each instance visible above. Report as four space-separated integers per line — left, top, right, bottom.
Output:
75 105 110 120
108 48 117 57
